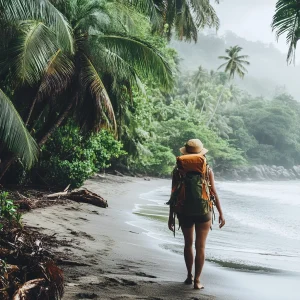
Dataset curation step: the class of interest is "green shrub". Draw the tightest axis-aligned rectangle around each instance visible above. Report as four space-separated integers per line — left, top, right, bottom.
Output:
37 122 126 188
129 142 175 176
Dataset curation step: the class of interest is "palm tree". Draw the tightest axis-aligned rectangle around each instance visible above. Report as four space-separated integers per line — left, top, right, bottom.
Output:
272 0 300 63
206 45 250 126
128 0 220 41
0 0 174 180
218 46 250 79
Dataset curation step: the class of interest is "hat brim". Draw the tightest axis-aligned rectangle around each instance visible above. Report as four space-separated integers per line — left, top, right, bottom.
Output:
179 147 208 155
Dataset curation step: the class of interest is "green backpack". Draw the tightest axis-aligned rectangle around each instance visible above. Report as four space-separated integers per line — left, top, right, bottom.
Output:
182 172 212 216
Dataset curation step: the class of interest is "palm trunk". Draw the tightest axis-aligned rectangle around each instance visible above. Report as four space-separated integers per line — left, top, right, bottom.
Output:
38 102 73 147
25 96 38 126
0 156 15 181
206 82 229 127
200 99 206 115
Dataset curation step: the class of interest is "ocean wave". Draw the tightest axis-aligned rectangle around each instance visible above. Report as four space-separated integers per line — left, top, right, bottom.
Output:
217 181 300 206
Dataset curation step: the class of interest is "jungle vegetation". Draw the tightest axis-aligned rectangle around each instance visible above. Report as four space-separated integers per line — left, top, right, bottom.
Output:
0 0 300 187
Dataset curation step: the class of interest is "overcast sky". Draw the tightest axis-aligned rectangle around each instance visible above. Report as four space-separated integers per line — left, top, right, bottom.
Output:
212 0 290 55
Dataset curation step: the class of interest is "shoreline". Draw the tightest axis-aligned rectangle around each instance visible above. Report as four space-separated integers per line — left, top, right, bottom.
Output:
23 175 299 300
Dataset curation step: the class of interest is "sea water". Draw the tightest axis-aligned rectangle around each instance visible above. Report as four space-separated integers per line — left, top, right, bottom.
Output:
133 181 300 275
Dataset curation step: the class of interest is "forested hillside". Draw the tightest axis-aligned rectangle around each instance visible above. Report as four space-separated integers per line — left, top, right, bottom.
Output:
171 31 300 99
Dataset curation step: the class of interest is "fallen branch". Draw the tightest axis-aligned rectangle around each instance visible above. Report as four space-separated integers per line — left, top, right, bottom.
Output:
66 189 108 208
47 191 68 198
47 188 108 208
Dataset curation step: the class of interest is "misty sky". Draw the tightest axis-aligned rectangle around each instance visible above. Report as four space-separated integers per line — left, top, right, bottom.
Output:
213 0 294 56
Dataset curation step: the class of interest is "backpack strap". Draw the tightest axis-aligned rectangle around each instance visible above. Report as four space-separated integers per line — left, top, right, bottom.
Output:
206 165 216 228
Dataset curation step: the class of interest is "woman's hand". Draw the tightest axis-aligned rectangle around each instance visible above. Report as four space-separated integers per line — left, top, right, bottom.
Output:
219 214 225 229
168 216 174 232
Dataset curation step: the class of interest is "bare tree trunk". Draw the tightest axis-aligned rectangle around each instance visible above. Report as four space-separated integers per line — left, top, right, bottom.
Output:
38 102 73 147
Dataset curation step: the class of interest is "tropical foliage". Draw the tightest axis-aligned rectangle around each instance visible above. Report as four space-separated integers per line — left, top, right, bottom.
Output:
129 0 220 41
122 66 300 176
0 0 174 180
272 0 300 63
36 122 126 188
1 0 299 185
0 191 22 230
0 90 38 169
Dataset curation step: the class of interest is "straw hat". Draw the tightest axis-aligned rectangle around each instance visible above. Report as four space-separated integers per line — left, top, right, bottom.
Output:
179 139 208 155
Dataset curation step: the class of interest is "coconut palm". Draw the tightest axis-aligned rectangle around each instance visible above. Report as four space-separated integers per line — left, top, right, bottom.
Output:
218 46 250 79
128 0 220 41
0 0 174 179
206 46 250 126
272 0 300 63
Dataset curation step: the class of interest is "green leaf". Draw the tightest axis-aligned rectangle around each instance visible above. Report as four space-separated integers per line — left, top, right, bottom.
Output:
10 20 59 85
0 0 74 53
272 0 300 63
97 34 174 90
0 89 38 169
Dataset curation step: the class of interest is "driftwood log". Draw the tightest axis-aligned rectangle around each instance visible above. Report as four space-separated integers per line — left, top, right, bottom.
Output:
47 189 108 208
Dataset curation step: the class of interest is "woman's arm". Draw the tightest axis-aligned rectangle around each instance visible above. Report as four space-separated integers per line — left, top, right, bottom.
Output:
209 169 225 228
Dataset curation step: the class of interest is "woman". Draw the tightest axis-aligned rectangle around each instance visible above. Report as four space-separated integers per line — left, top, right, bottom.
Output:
168 139 225 290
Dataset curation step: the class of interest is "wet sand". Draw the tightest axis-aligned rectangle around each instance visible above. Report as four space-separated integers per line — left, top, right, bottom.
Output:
23 175 299 300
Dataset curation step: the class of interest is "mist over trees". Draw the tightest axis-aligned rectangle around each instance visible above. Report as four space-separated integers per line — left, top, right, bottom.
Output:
171 31 300 99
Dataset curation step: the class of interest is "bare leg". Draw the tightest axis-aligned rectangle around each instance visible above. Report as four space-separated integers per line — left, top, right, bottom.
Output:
194 220 211 289
181 225 194 282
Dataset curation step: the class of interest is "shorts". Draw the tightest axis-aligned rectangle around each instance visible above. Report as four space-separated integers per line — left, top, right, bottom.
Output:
177 212 212 228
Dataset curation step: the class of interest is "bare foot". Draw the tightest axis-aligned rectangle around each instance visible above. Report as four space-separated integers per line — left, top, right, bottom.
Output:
194 280 204 290
184 274 193 285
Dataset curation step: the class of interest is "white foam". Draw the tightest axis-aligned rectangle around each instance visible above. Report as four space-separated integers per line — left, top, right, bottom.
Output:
227 210 300 241
217 181 300 206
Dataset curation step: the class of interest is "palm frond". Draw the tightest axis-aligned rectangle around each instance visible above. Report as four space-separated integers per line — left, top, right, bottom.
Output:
93 45 144 93
189 0 220 29
96 34 174 90
126 0 162 31
174 1 198 41
0 0 74 53
80 54 116 132
217 62 229 70
72 0 111 32
218 56 230 60
37 49 75 99
9 20 58 85
237 59 250 65
272 0 300 63
236 55 250 60
0 89 38 169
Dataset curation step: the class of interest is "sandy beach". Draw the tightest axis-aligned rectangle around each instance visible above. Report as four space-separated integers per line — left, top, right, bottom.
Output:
22 175 299 300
